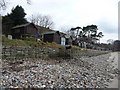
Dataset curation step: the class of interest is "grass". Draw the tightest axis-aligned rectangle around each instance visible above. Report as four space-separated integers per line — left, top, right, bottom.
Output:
2 35 64 49
2 35 83 50
72 46 86 50
2 36 28 46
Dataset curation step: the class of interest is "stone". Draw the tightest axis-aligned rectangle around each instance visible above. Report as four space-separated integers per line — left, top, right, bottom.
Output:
1 52 118 88
41 85 46 88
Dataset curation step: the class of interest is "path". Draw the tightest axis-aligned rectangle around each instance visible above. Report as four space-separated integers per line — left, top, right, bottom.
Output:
108 52 119 88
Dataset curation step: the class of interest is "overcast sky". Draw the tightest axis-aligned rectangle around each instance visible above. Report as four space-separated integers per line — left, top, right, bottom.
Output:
1 0 119 43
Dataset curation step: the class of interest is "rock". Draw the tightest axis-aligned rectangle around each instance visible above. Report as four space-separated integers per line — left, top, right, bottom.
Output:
41 85 46 88
1 53 117 88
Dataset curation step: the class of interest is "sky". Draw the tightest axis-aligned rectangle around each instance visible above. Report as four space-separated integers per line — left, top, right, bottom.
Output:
1 0 119 43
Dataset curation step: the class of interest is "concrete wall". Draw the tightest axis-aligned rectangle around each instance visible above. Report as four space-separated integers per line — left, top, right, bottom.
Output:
2 46 109 60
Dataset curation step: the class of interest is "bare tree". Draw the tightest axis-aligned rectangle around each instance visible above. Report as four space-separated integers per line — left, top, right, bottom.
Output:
60 25 73 33
26 0 31 4
29 14 54 29
0 0 7 10
0 0 31 10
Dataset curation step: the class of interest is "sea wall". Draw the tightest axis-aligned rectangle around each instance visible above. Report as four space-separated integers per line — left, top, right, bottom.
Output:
2 46 109 60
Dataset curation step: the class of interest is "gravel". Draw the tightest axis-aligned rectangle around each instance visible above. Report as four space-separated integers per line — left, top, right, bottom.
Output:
0 53 119 88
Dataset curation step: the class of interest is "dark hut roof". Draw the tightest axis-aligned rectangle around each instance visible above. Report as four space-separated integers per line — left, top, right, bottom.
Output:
42 31 61 35
42 31 56 34
36 25 55 34
12 23 37 29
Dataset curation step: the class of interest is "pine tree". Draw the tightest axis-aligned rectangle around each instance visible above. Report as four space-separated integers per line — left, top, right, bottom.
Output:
2 5 28 35
10 5 28 26
2 14 14 35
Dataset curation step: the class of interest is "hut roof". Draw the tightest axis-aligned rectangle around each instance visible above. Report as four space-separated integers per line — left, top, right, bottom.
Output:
12 23 37 29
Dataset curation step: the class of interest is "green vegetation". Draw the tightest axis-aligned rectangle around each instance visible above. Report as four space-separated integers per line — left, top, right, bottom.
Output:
2 35 63 48
2 35 28 46
69 25 104 44
3 5 28 35
2 35 83 50
72 46 86 50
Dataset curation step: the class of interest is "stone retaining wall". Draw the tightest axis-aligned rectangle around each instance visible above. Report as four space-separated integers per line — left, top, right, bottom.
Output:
2 46 109 60
2 46 59 60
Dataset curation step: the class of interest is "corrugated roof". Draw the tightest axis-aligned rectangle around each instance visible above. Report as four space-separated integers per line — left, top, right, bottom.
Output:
12 23 31 29
42 31 56 35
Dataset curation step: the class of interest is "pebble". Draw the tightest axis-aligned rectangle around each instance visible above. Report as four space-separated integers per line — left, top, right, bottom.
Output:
1 53 119 88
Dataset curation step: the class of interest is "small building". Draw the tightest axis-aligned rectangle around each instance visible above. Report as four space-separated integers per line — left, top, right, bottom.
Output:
42 31 61 44
36 25 54 35
11 23 39 39
65 35 73 45
71 37 76 45
60 35 66 45
113 40 120 51
59 32 67 45
59 32 73 45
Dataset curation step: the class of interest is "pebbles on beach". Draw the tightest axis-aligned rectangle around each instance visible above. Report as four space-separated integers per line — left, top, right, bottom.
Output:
1 53 119 88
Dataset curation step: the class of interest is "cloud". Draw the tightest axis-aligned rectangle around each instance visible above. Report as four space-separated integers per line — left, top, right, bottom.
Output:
94 15 118 36
1 0 119 43
100 33 118 43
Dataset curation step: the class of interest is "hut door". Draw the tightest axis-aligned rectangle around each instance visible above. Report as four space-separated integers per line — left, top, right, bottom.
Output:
61 37 66 45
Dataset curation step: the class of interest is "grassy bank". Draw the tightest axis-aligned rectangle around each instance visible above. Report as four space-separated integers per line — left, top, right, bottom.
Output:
2 35 84 50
